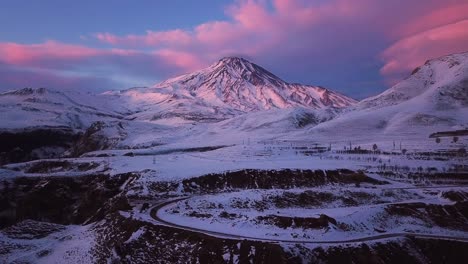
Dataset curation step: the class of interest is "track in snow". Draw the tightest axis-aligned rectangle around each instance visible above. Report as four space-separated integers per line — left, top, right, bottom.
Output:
150 197 468 245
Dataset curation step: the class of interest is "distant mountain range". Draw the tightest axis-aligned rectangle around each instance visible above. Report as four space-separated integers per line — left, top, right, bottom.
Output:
0 56 357 128
0 52 467 151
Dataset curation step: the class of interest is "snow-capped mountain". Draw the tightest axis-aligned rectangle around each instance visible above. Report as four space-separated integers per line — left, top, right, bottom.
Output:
307 52 468 138
1 52 467 151
107 86 244 124
103 57 356 124
153 57 357 112
0 57 357 132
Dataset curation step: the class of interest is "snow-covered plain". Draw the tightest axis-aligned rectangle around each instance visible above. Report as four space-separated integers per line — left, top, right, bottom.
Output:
0 221 95 264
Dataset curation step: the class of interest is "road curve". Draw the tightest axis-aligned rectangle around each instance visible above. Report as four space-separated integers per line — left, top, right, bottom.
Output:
150 197 468 244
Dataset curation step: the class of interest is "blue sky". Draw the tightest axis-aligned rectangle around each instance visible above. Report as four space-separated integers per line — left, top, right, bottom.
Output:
0 0 467 99
0 1 231 43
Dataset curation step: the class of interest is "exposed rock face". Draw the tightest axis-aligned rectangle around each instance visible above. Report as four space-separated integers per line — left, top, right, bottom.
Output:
0 121 125 165
180 169 386 194
256 214 337 229
0 128 80 165
69 121 126 157
2 220 65 239
0 173 134 228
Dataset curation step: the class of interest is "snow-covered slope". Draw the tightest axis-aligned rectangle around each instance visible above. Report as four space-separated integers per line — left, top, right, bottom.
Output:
306 52 468 139
360 52 468 109
104 87 244 124
0 87 125 130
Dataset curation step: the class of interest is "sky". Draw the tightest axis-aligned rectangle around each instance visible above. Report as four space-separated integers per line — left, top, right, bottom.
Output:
0 0 467 99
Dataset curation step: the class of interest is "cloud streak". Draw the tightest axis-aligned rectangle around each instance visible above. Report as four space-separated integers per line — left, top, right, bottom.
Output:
381 20 468 81
0 41 203 91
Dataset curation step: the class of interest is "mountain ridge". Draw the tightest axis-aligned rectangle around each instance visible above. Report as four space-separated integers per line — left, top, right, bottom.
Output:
0 52 467 163
152 56 357 112
1 52 467 133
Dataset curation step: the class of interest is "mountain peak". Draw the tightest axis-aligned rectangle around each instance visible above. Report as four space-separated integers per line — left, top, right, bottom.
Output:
215 56 258 71
218 56 250 64
153 57 357 111
211 56 286 86
217 57 255 70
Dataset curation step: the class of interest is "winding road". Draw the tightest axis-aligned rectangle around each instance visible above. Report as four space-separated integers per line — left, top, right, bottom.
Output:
150 197 468 244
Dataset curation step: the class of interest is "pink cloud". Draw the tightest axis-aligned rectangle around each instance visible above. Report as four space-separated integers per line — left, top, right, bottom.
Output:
76 1 468 93
95 33 119 45
2 0 468 95
154 49 205 72
380 20 468 78
0 41 211 91
0 40 100 65
0 41 163 70
374 1 468 82
195 21 245 47
227 0 272 30
393 3 468 38
92 0 410 62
